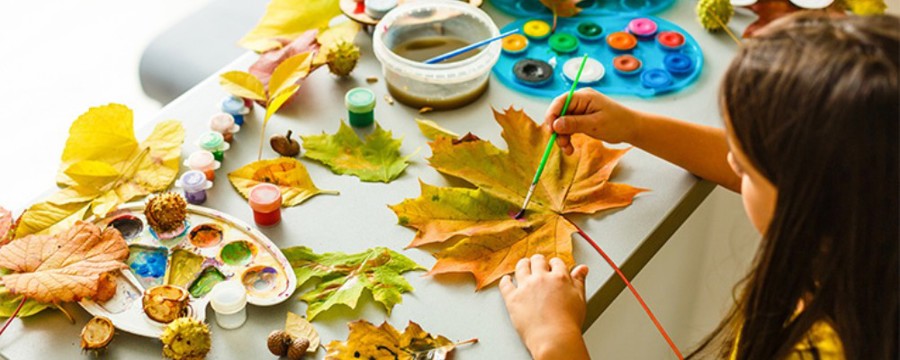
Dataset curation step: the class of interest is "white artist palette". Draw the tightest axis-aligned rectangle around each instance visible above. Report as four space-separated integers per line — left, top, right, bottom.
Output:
79 202 296 338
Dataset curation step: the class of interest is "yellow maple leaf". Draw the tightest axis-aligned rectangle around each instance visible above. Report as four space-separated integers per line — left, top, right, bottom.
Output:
326 320 461 360
219 71 267 101
239 0 342 53
228 157 338 207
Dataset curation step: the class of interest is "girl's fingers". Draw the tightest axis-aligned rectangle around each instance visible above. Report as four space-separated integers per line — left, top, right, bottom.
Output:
499 275 515 299
530 254 549 273
557 134 571 149
515 257 531 281
549 257 567 274
570 265 589 293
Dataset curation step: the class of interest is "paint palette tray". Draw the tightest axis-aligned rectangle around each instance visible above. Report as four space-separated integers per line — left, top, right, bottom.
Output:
493 16 703 98
490 0 676 17
79 202 297 337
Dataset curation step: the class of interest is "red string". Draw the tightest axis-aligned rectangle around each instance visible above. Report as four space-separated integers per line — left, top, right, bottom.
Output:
574 224 685 360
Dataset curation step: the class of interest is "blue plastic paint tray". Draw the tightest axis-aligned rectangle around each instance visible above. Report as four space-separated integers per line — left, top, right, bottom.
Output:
490 0 676 17
492 16 703 99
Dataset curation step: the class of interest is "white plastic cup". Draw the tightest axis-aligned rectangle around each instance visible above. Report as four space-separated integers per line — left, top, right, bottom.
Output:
209 280 248 330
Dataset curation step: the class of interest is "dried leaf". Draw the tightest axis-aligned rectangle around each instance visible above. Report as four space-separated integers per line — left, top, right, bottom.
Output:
18 105 184 237
219 71 267 101
281 246 424 320
228 157 338 207
269 52 314 99
0 221 128 303
239 0 342 52
326 320 460 360
302 121 411 183
314 21 362 65
0 207 12 245
415 119 459 141
285 311 320 351
390 107 646 289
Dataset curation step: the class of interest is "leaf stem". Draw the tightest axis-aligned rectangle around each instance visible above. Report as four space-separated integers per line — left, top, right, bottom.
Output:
0 296 27 337
711 12 742 46
455 338 478 346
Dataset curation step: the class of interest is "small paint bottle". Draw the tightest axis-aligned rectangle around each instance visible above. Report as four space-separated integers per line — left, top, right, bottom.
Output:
197 131 230 162
221 95 251 126
209 280 247 330
184 150 221 181
209 113 241 143
345 87 376 128
365 0 398 20
176 170 213 205
249 183 282 227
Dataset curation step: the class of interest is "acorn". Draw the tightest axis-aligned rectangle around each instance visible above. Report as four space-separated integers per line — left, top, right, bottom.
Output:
270 130 301 157
287 337 310 360
267 330 292 356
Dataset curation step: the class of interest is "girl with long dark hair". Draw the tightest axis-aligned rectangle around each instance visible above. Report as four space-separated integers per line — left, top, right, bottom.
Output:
499 12 898 359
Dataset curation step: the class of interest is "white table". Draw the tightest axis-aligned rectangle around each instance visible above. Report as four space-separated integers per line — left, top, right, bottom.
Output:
1 1 749 359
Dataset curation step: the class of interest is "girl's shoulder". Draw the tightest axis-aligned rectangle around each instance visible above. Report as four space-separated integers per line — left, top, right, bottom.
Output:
785 321 844 360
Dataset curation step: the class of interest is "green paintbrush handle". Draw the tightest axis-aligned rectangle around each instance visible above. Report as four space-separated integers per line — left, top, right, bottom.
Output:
531 133 558 185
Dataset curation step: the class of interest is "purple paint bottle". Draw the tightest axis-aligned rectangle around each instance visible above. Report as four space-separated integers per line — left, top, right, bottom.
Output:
176 170 213 205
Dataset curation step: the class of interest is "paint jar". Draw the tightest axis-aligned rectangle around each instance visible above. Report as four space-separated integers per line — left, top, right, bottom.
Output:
345 88 376 127
184 150 221 181
176 171 213 205
365 0 397 19
197 131 230 162
209 113 241 143
209 280 247 330
372 0 501 110
221 96 251 126
607 32 637 53
249 183 282 227
627 18 659 39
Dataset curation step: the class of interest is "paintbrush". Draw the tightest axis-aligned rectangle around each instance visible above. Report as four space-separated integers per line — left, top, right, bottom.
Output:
424 29 521 64
514 53 589 220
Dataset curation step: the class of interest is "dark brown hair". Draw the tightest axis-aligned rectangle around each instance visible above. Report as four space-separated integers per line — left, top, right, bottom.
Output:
690 12 899 359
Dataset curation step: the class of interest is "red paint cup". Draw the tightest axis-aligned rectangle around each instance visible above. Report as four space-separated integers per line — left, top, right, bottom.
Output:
249 183 282 227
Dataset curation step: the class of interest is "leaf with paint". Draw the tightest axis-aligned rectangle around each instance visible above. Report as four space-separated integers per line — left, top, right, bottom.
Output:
540 0 583 31
302 121 411 183
416 119 459 141
286 311 320 352
239 0 342 53
0 221 128 303
281 246 424 320
228 157 338 207
326 320 473 360
17 105 184 237
390 107 646 289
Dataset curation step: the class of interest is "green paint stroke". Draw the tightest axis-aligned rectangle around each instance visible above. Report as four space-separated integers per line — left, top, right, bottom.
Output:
189 267 226 297
167 249 204 289
221 241 254 266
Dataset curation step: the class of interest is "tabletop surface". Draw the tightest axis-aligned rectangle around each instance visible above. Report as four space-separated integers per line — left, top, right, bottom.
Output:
1 1 748 359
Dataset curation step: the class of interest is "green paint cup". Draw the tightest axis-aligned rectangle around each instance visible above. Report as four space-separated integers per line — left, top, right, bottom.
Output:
345 87 376 128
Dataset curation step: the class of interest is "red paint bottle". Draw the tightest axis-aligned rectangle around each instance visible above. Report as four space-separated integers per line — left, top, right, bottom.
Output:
249 183 282 227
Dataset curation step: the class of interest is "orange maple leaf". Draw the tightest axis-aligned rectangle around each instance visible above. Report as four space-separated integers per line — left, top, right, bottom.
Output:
390 107 646 289
0 221 128 303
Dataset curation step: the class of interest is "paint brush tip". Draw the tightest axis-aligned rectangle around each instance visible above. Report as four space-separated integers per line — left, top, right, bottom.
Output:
513 209 526 220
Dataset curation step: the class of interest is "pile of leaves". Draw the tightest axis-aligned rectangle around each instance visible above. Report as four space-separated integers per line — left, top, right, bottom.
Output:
302 121 412 183
391 107 646 289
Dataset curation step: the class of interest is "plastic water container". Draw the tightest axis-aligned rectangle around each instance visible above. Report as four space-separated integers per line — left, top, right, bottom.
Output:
372 0 500 110
210 280 247 329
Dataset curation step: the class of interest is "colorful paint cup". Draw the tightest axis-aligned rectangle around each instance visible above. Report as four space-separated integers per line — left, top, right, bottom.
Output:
663 53 694 75
502 33 529 55
523 20 551 40
641 69 674 89
197 131 230 162
657 31 686 51
221 96 250 126
613 55 643 76
513 58 554 87
176 171 213 205
607 32 637 52
563 57 604 84
249 183 282 227
209 113 240 143
210 280 247 330
576 21 604 41
185 150 220 181
345 87 376 128
627 18 658 38
549 33 579 54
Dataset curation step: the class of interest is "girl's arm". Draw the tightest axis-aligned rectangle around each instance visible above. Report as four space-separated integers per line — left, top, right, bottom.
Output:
545 89 742 193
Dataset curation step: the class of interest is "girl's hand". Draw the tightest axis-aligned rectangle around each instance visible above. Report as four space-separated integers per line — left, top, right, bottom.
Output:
543 88 641 155
500 255 591 360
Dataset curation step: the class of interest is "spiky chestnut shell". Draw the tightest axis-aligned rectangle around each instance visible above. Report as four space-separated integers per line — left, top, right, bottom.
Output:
697 0 734 31
145 193 187 234
326 41 360 77
160 317 211 360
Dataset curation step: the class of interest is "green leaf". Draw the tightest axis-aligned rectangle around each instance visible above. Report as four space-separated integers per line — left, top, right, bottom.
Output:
302 121 411 183
282 246 424 320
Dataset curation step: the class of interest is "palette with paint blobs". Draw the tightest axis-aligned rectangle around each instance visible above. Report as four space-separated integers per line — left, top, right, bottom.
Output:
79 202 296 337
490 0 676 17
493 16 704 98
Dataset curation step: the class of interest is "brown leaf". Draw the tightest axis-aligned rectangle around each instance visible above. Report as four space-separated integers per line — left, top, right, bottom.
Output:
326 320 461 360
744 0 801 37
0 221 128 303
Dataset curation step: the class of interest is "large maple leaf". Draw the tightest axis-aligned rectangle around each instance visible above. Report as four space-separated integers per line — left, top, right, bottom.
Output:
326 320 460 360
390 107 646 289
0 221 128 303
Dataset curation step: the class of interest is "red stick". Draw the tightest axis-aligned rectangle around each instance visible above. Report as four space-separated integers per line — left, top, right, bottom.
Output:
0 296 27 337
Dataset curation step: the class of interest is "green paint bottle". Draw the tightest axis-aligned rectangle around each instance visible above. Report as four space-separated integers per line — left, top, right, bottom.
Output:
345 87 376 128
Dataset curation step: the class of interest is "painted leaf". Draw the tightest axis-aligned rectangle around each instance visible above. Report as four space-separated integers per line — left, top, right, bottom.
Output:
228 157 338 207
314 21 362 65
0 221 128 303
269 52 314 99
390 107 646 289
302 121 411 183
19 105 184 237
540 0 583 17
416 119 459 141
286 311 320 352
326 320 457 360
281 246 424 320
219 71 267 101
239 0 342 52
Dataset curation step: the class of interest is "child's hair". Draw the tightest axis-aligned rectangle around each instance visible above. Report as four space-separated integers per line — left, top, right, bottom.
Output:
689 12 898 359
